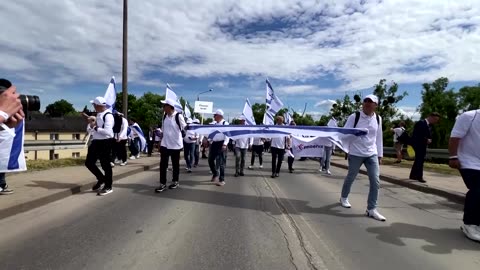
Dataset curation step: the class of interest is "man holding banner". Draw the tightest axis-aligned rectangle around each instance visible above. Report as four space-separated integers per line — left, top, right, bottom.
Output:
270 116 290 178
209 109 229 186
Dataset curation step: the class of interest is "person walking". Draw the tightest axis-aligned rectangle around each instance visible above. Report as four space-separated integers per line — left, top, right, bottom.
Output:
183 118 198 173
234 116 249 177
208 109 229 186
248 137 264 169
287 120 296 173
391 121 406 163
270 116 290 178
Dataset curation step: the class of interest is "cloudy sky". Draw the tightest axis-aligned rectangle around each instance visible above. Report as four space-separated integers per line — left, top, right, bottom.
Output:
1 0 479 120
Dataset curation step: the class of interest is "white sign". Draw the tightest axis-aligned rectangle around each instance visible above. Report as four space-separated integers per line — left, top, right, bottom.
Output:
291 136 327 158
194 101 213 114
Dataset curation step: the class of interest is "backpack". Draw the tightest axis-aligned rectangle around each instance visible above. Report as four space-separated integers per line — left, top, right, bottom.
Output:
353 111 379 128
112 114 123 134
164 112 185 137
397 128 411 145
102 112 112 128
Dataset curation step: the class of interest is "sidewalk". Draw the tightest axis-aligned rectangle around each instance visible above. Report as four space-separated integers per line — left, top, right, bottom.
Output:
0 156 160 219
330 156 466 204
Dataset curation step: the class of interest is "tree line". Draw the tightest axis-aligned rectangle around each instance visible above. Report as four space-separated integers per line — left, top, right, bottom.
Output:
43 77 479 149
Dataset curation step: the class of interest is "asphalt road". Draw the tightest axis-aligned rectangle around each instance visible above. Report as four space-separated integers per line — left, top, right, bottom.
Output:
0 156 478 270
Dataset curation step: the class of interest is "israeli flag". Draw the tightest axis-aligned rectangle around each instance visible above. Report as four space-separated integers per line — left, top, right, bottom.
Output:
284 111 293 125
184 101 192 119
263 79 284 125
103 76 116 110
0 121 26 172
127 123 147 152
242 98 256 125
166 84 183 113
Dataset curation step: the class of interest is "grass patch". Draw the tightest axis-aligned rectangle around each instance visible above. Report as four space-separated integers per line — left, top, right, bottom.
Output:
382 157 460 176
26 158 86 171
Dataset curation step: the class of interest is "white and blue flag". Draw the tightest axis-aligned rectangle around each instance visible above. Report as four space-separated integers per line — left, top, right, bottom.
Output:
184 101 192 120
127 123 148 152
263 79 284 125
165 84 183 113
103 76 117 111
0 121 26 172
284 111 293 125
242 98 256 125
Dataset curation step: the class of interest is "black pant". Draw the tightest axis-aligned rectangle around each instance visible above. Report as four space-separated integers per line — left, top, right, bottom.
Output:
113 139 128 162
271 147 285 175
194 144 200 166
85 139 113 188
251 145 264 165
147 140 154 156
129 137 140 156
159 146 181 185
288 156 294 171
410 144 427 180
208 141 227 181
460 169 480 225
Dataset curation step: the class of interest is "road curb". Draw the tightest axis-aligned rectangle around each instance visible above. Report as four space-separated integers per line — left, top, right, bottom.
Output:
0 163 159 220
330 161 465 204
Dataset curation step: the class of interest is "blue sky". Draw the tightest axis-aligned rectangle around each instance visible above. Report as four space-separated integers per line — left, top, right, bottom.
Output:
1 0 479 120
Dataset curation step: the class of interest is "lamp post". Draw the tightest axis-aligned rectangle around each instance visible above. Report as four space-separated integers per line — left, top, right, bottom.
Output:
197 89 213 101
122 0 128 117
196 89 213 124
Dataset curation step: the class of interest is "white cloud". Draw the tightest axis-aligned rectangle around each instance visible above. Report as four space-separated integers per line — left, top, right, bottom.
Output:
397 106 421 120
314 99 337 113
1 0 480 98
276 85 336 95
208 80 230 89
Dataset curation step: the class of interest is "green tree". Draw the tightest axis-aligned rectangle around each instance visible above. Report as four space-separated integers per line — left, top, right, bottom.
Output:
114 93 137 116
458 85 480 111
44 99 77 117
418 77 460 148
316 115 330 126
251 103 266 124
129 92 165 129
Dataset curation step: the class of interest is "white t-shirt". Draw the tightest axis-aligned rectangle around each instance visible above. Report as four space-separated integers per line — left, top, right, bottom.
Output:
393 127 405 143
161 112 187 150
344 111 383 157
184 128 198 144
211 120 230 145
450 110 480 170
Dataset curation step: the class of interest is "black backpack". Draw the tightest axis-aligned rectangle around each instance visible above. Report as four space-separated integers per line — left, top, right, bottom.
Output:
397 128 411 145
102 112 122 134
164 112 185 137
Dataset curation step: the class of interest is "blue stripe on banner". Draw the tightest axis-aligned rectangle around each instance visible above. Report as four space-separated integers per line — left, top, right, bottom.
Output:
188 124 367 136
266 113 274 121
266 79 274 91
7 121 23 170
132 125 145 137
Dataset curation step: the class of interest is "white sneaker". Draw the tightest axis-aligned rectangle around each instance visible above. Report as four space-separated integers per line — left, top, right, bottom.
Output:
114 159 120 164
120 162 127 166
129 156 136 160
366 209 386 222
259 165 263 169
461 224 480 242
248 165 253 169
340 197 351 208
318 169 322 172
326 170 331 175
136 155 140 159
110 162 115 168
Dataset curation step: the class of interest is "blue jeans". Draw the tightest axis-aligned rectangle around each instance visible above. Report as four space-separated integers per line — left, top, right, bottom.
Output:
341 154 380 210
0 173 6 188
208 141 227 181
322 146 332 170
184 142 196 169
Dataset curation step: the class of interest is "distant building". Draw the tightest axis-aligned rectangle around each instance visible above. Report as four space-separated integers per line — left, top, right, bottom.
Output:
24 114 88 160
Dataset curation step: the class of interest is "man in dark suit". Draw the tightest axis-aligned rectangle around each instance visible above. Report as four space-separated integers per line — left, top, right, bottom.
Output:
409 112 440 182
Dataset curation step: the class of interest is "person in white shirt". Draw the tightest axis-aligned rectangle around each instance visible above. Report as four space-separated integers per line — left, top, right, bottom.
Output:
287 121 296 173
112 112 129 166
192 119 201 167
85 97 115 196
183 118 198 172
270 116 291 178
155 99 186 192
340 94 386 221
128 119 141 159
234 116 249 177
249 137 264 169
449 109 480 242
208 109 230 186
391 121 406 163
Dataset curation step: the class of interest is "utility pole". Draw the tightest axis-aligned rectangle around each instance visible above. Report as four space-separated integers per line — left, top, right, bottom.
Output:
122 0 128 117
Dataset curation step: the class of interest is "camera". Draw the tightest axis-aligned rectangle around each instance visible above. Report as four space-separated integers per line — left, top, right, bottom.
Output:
19 95 41 112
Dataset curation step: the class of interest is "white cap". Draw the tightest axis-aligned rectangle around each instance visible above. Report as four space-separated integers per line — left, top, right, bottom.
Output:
186 118 193 124
90 96 107 106
238 115 246 120
161 99 176 108
193 119 200 124
214 109 224 116
364 94 378 104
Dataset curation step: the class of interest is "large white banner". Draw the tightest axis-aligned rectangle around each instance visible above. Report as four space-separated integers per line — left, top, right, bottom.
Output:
291 136 328 157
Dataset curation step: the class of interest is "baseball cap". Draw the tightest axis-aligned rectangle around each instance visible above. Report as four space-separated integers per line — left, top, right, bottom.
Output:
90 96 107 106
186 118 193 124
0 78 12 92
238 115 246 120
214 109 224 116
161 99 176 107
193 119 200 124
363 94 378 104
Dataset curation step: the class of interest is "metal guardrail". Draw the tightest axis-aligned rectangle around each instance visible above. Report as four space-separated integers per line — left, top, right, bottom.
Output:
24 140 86 151
383 147 449 160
